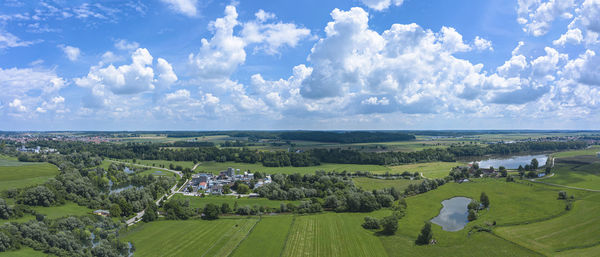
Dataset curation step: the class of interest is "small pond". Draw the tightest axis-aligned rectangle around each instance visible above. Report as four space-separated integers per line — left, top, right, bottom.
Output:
472 154 548 169
430 197 471 232
109 184 143 195
124 167 134 174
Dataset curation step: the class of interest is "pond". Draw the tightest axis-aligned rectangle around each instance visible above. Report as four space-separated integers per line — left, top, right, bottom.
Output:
109 184 143 195
430 197 472 232
472 154 548 169
124 167 134 174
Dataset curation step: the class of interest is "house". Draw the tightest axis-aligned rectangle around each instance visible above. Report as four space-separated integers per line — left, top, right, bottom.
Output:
93 210 110 217
198 182 207 190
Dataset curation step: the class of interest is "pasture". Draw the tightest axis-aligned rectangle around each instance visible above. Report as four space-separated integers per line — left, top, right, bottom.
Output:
0 247 48 257
544 155 600 190
121 218 258 257
5 202 93 223
193 161 391 175
281 212 388 257
495 193 600 255
353 177 421 192
170 194 299 209
0 162 60 192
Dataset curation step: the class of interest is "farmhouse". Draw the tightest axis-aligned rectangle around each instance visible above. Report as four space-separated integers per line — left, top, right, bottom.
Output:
93 210 110 217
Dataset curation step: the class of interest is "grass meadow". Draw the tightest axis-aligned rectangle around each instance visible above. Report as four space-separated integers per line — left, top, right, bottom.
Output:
0 162 60 192
387 162 460 178
544 155 600 190
353 177 421 192
170 194 300 209
121 218 258 257
231 215 294 257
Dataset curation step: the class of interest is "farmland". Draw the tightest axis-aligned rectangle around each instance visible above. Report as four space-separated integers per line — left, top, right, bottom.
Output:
231 215 294 257
5 202 93 223
388 161 460 178
0 247 48 257
0 161 60 192
121 218 258 257
192 161 391 175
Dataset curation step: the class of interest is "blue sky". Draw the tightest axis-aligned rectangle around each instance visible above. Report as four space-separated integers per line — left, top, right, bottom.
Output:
0 0 599 130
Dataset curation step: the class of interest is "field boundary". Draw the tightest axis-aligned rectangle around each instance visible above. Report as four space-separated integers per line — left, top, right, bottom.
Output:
555 240 600 252
227 216 261 257
278 215 296 257
488 231 547 257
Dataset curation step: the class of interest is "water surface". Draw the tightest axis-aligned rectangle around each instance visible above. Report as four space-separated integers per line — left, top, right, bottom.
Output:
430 197 471 232
473 154 548 169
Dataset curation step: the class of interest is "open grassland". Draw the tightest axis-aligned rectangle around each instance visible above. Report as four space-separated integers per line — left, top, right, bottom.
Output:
379 179 571 256
353 177 421 192
194 161 391 175
388 162 460 178
5 202 93 223
124 159 196 170
170 194 299 209
495 193 600 256
121 218 258 257
231 215 294 257
551 145 600 158
0 162 60 192
544 155 600 190
281 213 388 257
0 247 49 257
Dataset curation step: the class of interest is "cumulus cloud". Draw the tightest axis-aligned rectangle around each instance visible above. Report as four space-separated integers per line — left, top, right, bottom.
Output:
0 68 67 117
553 28 584 45
114 39 140 51
58 45 81 61
360 0 404 11
242 10 312 55
75 48 178 109
517 0 576 36
474 36 493 51
160 0 198 17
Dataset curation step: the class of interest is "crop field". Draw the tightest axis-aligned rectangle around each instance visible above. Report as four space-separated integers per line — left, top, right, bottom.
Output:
544 155 600 190
387 162 460 178
0 162 60 192
170 194 299 209
193 161 391 175
121 218 258 257
353 177 421 192
281 213 388 257
551 145 600 158
231 215 294 257
495 193 600 255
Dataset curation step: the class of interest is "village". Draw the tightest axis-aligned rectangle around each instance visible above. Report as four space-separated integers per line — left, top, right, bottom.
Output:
181 167 272 196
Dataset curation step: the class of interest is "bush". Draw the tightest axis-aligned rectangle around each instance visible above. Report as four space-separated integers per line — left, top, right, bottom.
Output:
558 191 567 200
202 203 220 220
415 222 432 245
18 186 55 207
0 231 11 252
468 209 477 221
480 192 489 208
381 215 398 235
221 203 231 214
361 216 380 229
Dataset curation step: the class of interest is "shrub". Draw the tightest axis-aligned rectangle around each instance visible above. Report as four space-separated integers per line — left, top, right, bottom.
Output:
381 216 398 235
361 216 380 229
415 222 432 245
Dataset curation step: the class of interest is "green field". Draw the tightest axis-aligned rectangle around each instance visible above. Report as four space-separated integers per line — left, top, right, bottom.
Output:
231 215 294 257
281 212 388 257
0 162 60 192
551 145 600 158
0 247 49 257
388 162 460 178
5 202 93 223
123 159 197 170
170 194 299 209
544 155 600 190
122 218 258 257
496 193 600 255
193 161 391 175
353 177 421 192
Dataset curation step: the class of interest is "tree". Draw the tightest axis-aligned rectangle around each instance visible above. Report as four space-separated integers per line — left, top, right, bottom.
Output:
558 191 567 200
480 192 490 208
203 203 220 220
221 203 231 214
142 205 157 222
415 222 433 245
236 184 250 194
18 186 56 207
499 166 507 177
381 215 398 235
0 231 11 252
468 209 477 221
109 204 122 218
361 216 380 229
223 185 231 194
531 158 539 170
0 199 14 219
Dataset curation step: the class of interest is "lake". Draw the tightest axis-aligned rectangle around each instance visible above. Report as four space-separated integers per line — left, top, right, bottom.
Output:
430 197 472 232
473 154 548 169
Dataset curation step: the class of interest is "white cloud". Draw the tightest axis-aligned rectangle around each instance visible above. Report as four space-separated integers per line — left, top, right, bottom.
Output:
553 28 584 45
360 0 404 11
114 39 140 51
440 26 471 53
242 10 312 55
581 0 600 33
0 68 66 117
156 58 178 86
160 0 198 17
9 99 27 112
517 0 576 36
474 36 493 51
58 45 81 61
0 30 37 49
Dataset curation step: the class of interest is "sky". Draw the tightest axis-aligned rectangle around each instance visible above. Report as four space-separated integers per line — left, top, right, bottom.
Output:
0 0 599 131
